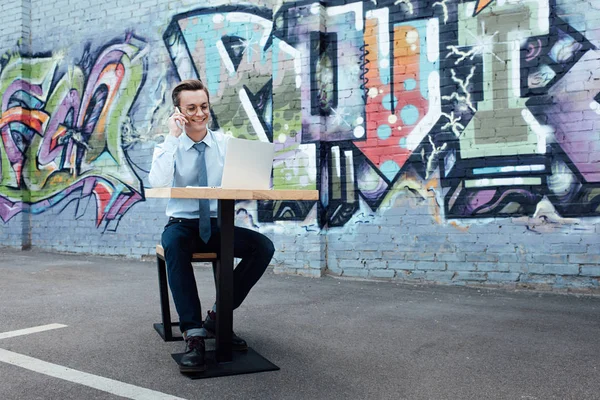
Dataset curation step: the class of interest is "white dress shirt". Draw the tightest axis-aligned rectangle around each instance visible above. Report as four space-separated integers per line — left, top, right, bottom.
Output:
148 129 230 218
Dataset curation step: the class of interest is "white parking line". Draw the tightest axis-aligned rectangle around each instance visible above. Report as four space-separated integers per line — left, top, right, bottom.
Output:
0 324 187 400
0 349 187 400
0 324 68 340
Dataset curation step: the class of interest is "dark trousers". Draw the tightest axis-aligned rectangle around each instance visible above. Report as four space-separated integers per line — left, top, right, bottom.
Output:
161 217 275 334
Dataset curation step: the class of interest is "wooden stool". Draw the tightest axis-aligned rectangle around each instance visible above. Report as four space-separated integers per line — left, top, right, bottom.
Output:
154 244 218 341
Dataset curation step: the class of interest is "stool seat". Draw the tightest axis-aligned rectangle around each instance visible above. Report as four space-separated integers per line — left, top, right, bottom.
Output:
155 244 217 260
155 244 219 341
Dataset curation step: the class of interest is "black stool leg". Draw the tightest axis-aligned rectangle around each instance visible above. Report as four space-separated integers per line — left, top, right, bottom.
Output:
211 261 218 290
155 254 175 341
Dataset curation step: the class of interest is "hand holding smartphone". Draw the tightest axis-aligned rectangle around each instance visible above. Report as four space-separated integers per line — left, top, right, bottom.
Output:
168 107 186 137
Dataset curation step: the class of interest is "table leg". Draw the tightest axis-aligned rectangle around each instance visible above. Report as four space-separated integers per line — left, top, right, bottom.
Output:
216 199 234 363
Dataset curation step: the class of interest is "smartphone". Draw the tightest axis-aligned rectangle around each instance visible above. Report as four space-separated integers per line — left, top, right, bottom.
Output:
175 107 183 130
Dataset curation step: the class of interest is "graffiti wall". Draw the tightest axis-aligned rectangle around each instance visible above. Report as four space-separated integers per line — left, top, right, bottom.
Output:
1 0 599 289
0 35 146 230
160 0 600 226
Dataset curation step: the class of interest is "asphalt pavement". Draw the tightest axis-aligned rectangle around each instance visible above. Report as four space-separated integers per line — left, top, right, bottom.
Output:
0 247 599 400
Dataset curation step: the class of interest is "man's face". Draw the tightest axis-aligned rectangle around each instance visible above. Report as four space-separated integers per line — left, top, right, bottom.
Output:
178 89 210 131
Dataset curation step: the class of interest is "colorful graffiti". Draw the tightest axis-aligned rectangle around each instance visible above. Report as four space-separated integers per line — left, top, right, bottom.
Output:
162 0 600 227
1 0 599 230
163 1 452 226
473 0 495 16
0 35 147 230
442 0 600 218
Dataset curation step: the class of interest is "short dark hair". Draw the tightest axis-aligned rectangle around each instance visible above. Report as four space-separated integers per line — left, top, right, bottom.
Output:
172 79 210 106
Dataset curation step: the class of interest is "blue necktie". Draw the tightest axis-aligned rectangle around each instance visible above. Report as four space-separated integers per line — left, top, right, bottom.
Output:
193 142 211 243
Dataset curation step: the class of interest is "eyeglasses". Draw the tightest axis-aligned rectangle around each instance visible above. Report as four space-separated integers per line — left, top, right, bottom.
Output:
181 104 209 116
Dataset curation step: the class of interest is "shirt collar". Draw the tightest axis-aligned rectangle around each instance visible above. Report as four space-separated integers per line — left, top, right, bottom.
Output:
181 128 213 151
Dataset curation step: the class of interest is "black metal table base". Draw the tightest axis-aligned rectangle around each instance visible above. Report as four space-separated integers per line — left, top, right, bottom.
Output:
172 348 279 379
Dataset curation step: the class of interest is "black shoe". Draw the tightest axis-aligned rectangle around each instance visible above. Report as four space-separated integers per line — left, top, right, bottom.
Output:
204 310 249 352
179 336 206 373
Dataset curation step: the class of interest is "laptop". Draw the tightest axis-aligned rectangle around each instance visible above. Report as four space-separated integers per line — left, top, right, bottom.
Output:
220 137 275 190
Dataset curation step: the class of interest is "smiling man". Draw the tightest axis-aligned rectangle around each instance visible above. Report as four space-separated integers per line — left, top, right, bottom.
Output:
148 79 275 373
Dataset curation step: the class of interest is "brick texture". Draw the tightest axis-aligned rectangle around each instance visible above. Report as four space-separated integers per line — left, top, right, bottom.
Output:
1 0 599 291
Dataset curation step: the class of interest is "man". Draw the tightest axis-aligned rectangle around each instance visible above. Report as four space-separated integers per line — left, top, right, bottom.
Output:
148 79 275 372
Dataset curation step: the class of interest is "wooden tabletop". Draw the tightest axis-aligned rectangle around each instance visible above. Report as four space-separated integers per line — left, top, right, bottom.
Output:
145 187 319 201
